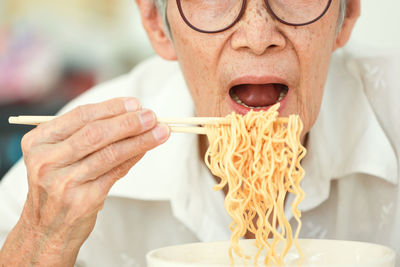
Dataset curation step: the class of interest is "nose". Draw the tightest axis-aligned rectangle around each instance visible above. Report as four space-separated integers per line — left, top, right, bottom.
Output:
230 0 286 55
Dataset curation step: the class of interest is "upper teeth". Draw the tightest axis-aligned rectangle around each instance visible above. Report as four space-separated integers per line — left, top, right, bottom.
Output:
278 86 288 101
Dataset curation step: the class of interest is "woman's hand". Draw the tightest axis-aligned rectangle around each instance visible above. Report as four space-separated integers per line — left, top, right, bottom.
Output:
0 97 170 266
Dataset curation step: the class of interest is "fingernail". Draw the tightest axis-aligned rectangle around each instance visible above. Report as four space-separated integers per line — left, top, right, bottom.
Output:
124 98 140 112
152 125 169 142
139 109 155 128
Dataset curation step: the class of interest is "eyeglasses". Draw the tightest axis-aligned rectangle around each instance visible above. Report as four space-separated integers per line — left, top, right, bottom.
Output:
176 0 333 33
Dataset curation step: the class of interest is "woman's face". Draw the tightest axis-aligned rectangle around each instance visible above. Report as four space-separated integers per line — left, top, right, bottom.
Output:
166 0 343 139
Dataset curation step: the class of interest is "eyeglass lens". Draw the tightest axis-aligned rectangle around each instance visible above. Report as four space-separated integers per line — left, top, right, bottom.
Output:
178 0 332 33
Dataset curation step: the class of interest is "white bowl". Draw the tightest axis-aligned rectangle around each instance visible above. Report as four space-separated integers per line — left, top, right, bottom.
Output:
146 239 395 267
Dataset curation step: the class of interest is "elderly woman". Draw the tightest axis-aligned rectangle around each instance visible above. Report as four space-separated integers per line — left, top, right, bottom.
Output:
1 0 399 265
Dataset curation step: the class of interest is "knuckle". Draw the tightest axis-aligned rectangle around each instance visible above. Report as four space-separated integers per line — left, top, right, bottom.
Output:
139 131 158 149
82 123 103 147
120 114 140 132
74 105 92 124
46 178 79 206
30 161 53 188
21 134 32 153
125 134 156 157
48 130 65 142
74 161 91 181
37 160 53 177
34 176 49 190
109 164 128 179
21 131 37 154
25 153 40 171
106 98 127 114
59 177 77 192
105 104 118 116
99 145 118 164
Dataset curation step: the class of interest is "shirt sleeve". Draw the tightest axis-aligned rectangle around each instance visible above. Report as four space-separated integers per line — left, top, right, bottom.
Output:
0 158 29 247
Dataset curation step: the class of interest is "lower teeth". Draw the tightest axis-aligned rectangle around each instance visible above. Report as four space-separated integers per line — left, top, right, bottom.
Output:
231 86 288 108
231 94 252 108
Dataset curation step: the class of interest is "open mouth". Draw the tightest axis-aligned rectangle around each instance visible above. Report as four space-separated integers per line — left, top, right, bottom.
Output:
229 83 289 109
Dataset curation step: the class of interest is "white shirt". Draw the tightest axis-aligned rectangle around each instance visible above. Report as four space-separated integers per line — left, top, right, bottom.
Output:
0 48 399 267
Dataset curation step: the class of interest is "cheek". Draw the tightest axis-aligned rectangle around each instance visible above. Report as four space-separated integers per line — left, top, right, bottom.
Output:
293 24 337 133
298 3 339 132
168 13 229 116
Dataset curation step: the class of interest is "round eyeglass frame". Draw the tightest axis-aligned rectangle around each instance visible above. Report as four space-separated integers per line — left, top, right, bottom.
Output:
176 0 333 34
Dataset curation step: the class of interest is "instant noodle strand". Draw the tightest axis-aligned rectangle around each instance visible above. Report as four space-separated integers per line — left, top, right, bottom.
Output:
204 103 306 265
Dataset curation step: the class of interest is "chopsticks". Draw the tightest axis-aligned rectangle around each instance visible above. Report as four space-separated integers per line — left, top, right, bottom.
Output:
8 115 230 135
159 117 230 135
8 115 289 135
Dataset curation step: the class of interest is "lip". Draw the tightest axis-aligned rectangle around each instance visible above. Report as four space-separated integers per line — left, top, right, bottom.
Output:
227 75 290 115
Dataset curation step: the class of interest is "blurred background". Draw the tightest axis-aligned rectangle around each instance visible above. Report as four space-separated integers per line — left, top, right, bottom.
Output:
0 0 155 178
0 0 399 179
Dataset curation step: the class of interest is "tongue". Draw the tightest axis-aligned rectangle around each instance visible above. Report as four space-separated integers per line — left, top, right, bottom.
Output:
233 84 280 107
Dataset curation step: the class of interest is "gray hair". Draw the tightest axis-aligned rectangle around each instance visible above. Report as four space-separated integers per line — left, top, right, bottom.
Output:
153 0 348 38
152 0 170 38
338 0 347 30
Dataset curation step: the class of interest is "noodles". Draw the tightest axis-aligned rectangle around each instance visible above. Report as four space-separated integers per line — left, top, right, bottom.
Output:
204 103 306 265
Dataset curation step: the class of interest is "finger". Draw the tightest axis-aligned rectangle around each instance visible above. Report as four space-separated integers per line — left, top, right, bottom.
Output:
70 124 170 183
93 154 145 198
33 97 141 144
58 109 160 165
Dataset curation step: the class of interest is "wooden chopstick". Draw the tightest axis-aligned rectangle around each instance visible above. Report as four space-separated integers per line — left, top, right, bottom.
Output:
8 116 56 126
7 115 226 135
8 115 230 126
157 117 230 125
169 126 207 135
8 115 289 135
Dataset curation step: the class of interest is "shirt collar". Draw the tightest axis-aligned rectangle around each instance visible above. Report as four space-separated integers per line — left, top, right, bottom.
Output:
298 49 398 212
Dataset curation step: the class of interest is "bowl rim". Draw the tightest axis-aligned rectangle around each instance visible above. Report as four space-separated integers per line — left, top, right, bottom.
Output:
146 238 396 266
